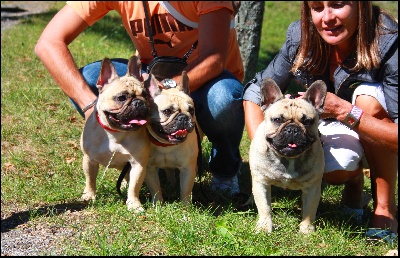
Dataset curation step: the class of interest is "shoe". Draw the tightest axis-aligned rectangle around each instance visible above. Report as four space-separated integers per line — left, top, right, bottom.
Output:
341 205 364 224
365 228 398 245
210 175 240 195
340 192 371 224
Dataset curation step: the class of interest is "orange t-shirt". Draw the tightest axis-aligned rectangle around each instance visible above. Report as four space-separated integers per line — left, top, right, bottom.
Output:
66 1 244 82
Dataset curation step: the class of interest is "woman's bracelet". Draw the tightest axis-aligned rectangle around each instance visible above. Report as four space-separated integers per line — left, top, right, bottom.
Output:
82 99 97 113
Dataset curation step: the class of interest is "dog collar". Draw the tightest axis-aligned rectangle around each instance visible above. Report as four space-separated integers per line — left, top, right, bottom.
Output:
161 79 177 89
96 113 119 132
147 130 175 147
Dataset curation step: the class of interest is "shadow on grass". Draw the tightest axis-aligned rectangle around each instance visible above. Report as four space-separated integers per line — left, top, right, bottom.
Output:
1 202 87 233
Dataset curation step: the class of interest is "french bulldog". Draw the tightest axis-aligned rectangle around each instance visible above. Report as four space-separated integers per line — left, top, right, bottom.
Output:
80 55 155 212
249 78 327 234
144 72 199 205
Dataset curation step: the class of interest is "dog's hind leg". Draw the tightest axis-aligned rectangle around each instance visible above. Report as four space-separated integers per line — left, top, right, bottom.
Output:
164 168 177 187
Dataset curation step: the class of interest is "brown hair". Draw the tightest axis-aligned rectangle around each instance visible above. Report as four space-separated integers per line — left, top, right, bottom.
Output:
291 1 398 76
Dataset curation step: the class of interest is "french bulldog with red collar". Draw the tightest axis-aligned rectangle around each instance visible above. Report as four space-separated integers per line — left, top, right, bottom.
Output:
143 72 200 205
80 55 156 212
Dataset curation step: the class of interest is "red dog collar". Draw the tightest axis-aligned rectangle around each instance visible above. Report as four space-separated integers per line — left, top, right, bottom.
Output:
147 130 175 147
96 113 119 132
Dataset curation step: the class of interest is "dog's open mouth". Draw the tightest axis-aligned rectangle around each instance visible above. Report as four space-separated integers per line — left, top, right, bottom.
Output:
169 129 188 141
150 123 191 144
106 111 147 131
267 138 307 158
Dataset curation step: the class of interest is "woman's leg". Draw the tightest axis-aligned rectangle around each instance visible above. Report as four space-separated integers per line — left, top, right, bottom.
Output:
355 94 398 234
320 119 365 210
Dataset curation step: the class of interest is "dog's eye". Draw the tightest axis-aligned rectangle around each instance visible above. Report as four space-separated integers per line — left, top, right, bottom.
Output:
302 117 315 126
115 93 128 102
271 116 284 124
188 107 195 116
117 96 127 101
162 109 172 116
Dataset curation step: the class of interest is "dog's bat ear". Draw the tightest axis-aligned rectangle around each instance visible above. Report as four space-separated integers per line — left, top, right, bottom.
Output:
144 73 161 99
303 80 327 114
177 71 190 95
260 78 284 111
96 58 119 92
126 55 142 81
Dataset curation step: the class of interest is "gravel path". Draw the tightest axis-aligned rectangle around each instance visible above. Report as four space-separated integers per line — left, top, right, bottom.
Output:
1 203 86 256
1 3 70 255
1 1 57 33
1 2 398 256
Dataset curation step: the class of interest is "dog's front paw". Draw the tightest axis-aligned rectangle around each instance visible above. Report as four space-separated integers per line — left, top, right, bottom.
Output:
81 191 96 202
126 199 145 213
299 221 315 234
256 218 273 233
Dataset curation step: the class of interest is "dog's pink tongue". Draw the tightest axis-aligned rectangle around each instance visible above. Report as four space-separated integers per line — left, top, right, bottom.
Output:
288 143 297 148
171 129 187 137
129 119 147 125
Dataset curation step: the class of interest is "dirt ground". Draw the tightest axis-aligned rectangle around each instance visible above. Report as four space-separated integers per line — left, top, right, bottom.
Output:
1 1 397 256
1 1 56 34
1 3 69 255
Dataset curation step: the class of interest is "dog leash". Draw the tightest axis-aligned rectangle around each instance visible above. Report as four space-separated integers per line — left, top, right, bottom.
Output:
101 150 116 181
142 1 198 59
116 162 130 196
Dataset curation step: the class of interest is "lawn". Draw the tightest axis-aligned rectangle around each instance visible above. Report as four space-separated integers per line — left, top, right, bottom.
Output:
1 1 397 255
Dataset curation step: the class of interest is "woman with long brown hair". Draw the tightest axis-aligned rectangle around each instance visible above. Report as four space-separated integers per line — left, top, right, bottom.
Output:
243 1 397 244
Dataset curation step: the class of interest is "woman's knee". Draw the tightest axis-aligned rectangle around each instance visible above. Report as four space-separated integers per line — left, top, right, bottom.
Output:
323 167 363 185
352 82 391 121
355 95 391 120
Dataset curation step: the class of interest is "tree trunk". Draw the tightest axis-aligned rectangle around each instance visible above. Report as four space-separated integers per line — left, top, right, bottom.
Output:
235 1 264 85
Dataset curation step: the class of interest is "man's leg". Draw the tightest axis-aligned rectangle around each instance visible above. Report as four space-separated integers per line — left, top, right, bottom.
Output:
190 70 244 194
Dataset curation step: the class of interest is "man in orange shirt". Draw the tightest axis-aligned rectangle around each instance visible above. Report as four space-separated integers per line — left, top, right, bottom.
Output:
35 1 245 196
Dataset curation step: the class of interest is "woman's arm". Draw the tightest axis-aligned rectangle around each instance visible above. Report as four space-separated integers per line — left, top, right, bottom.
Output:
321 92 398 154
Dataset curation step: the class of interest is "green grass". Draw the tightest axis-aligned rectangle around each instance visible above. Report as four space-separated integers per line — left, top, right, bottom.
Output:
1 1 398 255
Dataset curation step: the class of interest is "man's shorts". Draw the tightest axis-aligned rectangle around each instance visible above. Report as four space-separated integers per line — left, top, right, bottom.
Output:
320 82 387 173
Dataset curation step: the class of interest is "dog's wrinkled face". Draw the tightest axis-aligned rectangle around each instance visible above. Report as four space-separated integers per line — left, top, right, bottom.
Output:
261 79 326 158
96 56 155 131
147 72 196 144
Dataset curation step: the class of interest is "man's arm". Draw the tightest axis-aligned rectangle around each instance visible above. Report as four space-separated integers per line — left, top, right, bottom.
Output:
172 7 232 92
34 5 96 119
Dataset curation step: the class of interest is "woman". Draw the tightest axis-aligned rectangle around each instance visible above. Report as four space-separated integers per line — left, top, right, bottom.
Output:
243 1 397 243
